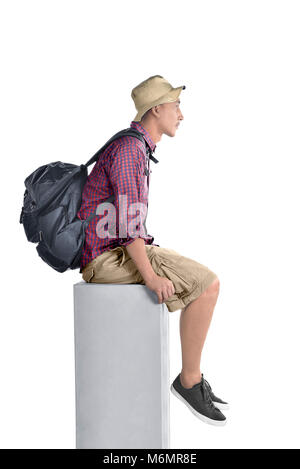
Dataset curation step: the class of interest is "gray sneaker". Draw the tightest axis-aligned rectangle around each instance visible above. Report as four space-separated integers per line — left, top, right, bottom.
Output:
170 374 227 426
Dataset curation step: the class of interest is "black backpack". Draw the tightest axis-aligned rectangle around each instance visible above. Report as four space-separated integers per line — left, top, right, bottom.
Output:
19 128 159 273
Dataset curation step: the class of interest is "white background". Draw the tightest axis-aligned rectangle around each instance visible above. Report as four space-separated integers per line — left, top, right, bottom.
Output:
0 0 299 449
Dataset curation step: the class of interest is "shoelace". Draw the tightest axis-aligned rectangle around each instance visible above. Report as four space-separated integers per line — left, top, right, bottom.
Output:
194 379 215 408
204 377 212 391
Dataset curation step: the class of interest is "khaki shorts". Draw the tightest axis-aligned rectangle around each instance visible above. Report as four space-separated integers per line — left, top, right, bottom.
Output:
82 245 218 313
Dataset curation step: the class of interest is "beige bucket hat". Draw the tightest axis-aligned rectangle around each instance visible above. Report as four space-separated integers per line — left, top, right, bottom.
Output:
131 75 186 122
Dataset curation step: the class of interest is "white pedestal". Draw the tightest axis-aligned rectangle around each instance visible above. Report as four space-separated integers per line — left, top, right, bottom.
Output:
73 282 170 449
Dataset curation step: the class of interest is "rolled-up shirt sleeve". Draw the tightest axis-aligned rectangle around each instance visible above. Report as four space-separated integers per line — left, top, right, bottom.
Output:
108 142 151 247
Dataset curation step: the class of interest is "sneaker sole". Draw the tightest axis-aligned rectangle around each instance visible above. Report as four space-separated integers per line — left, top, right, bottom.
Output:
213 402 230 411
170 385 227 427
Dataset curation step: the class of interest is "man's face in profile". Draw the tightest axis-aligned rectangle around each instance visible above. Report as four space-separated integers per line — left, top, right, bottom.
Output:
157 99 184 137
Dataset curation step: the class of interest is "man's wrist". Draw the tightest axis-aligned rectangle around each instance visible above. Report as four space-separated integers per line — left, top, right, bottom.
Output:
143 270 156 284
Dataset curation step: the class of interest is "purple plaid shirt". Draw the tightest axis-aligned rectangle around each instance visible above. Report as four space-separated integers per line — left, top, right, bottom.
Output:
77 121 157 271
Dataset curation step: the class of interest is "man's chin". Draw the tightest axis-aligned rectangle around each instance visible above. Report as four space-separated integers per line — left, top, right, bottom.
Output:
166 129 177 137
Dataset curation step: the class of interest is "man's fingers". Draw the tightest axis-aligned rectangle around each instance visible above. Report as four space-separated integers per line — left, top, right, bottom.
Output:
159 288 167 303
167 284 175 298
165 287 172 301
157 290 163 304
155 281 176 304
168 281 175 296
162 285 175 302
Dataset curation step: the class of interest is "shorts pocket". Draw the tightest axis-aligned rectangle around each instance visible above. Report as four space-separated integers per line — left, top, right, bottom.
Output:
155 249 201 299
153 257 185 296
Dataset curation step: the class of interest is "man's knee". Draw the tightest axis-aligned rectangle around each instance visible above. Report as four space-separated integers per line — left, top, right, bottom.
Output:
202 276 220 297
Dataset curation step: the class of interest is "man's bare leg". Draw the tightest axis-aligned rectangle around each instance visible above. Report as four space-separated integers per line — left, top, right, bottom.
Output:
179 278 220 388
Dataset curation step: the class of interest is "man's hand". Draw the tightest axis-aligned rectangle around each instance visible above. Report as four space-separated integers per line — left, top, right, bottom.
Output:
145 273 175 304
125 238 175 304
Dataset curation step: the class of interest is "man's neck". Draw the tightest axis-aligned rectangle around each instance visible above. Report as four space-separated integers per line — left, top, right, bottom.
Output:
139 121 162 145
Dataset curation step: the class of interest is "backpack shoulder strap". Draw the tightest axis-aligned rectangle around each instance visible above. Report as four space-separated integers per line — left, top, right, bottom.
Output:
84 128 159 167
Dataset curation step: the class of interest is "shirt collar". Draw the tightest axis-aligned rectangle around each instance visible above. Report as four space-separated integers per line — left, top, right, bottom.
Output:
130 121 156 153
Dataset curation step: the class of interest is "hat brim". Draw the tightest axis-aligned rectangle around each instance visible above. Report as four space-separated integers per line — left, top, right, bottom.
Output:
133 85 186 122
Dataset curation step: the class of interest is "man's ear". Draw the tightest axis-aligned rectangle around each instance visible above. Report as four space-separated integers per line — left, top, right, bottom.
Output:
153 104 162 118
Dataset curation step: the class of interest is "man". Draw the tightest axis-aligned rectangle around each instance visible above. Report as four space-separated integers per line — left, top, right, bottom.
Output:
77 75 229 426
